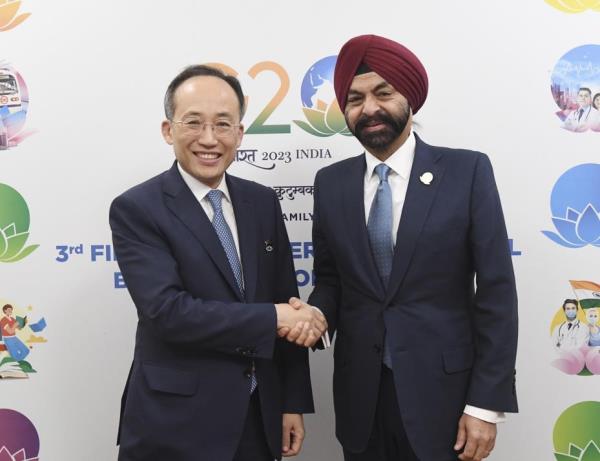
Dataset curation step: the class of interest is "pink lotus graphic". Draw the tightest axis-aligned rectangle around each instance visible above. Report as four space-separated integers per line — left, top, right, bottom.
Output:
552 345 600 375
0 409 39 460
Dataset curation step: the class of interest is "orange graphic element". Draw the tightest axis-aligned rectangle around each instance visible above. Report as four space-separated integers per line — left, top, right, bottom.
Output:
26 334 47 344
0 0 30 32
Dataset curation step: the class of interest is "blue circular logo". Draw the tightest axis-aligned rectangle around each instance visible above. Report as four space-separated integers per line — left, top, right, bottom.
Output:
542 163 600 248
300 55 337 109
293 56 351 137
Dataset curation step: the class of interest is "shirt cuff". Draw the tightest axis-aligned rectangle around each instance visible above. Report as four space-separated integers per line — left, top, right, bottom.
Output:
310 305 331 348
464 405 506 424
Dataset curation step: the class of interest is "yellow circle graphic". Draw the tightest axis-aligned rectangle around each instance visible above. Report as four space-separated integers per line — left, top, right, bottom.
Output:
545 0 600 13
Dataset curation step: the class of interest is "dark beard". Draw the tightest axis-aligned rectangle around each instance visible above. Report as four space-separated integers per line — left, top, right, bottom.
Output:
351 108 409 150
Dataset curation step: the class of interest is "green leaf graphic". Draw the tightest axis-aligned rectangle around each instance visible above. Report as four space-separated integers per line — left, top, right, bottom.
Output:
570 444 584 457
292 120 331 137
0 356 17 367
3 244 39 262
17 360 35 373
581 441 600 461
324 99 347 133
302 108 336 134
555 453 579 461
0 232 29 260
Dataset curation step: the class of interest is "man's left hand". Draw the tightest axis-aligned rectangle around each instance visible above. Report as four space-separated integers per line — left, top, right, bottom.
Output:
454 413 496 461
282 413 305 457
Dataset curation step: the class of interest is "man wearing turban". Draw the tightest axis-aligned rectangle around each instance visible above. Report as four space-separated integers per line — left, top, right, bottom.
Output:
300 34 518 461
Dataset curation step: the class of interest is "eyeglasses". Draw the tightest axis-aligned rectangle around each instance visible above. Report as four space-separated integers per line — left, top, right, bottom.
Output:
171 119 240 138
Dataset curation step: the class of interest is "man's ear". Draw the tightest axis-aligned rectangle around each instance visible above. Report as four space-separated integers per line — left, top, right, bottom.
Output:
161 120 174 145
235 124 244 148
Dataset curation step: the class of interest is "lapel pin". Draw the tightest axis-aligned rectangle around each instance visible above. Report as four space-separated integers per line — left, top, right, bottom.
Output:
420 172 433 185
264 240 274 253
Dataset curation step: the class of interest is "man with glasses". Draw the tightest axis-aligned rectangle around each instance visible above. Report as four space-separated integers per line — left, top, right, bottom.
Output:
110 65 326 461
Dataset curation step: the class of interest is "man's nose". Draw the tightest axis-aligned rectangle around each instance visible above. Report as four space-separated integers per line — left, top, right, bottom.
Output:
361 95 380 116
196 125 219 145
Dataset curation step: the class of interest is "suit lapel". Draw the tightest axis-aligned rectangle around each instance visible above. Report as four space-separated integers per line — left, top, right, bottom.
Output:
385 135 445 304
343 155 386 300
162 164 244 301
227 175 258 302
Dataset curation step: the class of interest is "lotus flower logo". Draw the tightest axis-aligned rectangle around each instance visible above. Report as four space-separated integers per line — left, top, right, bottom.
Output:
546 0 600 12
542 164 600 248
0 409 39 460
0 184 38 262
293 55 352 137
0 1 30 32
553 401 600 460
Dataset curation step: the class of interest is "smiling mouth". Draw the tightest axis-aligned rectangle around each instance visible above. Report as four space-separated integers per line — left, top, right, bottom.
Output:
363 122 386 131
194 152 221 160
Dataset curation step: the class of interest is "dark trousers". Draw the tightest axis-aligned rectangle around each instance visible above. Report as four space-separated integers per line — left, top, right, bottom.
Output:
232 391 273 461
343 366 419 461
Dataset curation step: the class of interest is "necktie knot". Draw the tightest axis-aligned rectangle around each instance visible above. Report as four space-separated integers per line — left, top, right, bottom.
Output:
375 163 391 183
207 189 223 212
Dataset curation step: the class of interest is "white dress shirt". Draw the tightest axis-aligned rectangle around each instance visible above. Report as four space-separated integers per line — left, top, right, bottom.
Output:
177 164 242 264
363 132 504 424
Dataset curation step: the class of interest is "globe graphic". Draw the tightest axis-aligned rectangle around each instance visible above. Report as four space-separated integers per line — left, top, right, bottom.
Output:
300 55 337 109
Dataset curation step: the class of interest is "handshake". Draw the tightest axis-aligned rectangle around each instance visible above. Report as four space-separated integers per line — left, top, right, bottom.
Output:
275 297 330 348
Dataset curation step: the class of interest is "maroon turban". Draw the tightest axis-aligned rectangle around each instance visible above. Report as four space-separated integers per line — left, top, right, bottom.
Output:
334 34 428 114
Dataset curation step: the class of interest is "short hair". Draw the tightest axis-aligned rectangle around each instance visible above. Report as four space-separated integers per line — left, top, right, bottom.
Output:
2 304 13 313
593 93 600 109
163 65 245 121
578 87 592 96
562 299 579 310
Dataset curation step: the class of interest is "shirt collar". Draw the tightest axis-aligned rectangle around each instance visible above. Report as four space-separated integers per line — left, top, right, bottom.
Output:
364 131 416 180
177 163 232 204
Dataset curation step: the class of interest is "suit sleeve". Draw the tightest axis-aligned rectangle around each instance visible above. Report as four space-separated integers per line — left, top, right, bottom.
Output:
308 170 341 347
270 191 315 414
109 193 277 359
466 154 519 413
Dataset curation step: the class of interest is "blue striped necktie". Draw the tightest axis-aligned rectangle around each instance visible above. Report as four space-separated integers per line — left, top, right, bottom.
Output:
367 163 394 368
207 190 256 392
207 190 245 297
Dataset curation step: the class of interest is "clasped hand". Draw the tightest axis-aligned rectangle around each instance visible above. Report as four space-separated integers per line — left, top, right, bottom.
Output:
275 297 328 347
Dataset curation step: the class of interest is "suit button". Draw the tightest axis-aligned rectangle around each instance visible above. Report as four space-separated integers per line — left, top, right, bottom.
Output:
374 344 382 353
244 369 252 378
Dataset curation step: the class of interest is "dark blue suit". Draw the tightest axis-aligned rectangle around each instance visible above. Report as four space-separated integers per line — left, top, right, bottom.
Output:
110 163 313 461
308 135 518 461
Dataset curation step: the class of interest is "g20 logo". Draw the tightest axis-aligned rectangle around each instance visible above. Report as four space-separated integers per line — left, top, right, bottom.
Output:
208 56 350 137
542 164 600 248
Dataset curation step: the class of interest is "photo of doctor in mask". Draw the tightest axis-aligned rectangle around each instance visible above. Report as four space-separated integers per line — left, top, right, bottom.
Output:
552 299 589 351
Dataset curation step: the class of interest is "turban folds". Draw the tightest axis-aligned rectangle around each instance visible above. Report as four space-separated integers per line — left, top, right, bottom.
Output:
334 34 428 114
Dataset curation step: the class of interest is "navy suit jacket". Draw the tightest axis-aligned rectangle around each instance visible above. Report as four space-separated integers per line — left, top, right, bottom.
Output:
110 163 313 461
308 134 518 461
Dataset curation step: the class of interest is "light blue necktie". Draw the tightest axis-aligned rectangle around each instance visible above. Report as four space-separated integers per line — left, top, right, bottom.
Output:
207 190 256 392
367 164 394 368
